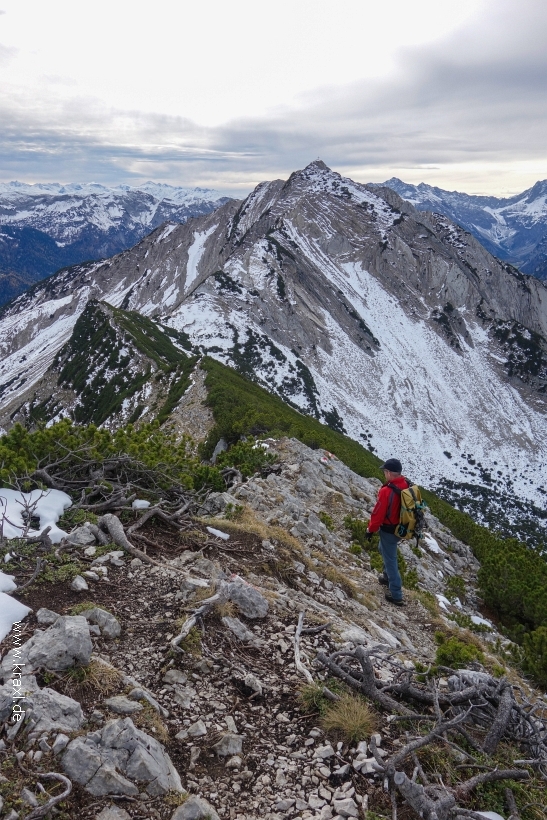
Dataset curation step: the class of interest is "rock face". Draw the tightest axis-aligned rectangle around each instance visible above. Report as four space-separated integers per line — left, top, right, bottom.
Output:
0 615 92 680
62 717 184 797
380 176 547 280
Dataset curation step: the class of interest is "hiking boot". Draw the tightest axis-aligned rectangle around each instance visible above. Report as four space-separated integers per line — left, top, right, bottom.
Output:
385 592 405 606
378 573 389 587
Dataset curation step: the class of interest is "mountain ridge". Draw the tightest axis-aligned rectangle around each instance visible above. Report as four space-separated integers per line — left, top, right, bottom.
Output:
378 177 547 280
0 181 231 305
0 161 546 533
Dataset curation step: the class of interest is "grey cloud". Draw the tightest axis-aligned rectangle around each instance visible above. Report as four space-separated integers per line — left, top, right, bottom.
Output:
0 0 546 192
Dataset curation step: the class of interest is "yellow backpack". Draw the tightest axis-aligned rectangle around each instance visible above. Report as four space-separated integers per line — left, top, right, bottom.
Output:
387 481 427 542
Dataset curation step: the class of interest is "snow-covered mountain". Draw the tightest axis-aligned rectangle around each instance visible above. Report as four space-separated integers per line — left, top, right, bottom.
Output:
0 161 546 536
378 178 547 280
0 181 230 305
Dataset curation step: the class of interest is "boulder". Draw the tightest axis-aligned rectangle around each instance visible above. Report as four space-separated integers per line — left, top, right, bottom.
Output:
171 796 220 820
212 732 243 757
228 580 268 619
62 717 183 797
0 680 84 734
0 616 92 681
80 607 121 639
67 526 96 546
36 608 60 626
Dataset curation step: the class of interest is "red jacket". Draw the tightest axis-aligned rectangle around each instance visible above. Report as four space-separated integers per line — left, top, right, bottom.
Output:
368 475 410 533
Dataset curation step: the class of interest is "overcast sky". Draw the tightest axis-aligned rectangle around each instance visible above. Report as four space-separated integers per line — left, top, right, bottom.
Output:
1 0 546 197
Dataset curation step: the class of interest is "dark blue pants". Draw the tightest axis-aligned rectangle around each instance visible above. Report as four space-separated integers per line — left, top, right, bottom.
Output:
379 530 403 600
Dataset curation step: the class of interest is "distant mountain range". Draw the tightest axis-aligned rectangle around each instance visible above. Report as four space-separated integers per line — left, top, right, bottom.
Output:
0 161 546 543
0 181 230 305
378 178 547 280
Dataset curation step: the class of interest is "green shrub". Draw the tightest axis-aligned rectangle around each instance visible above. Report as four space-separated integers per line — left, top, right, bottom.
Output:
522 627 547 689
434 632 484 669
216 438 277 478
319 511 335 531
444 575 467 603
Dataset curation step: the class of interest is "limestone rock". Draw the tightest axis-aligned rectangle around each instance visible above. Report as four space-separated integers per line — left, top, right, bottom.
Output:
171 795 221 820
0 615 92 680
104 696 143 715
67 526 96 546
221 616 256 643
70 574 89 591
95 806 132 820
62 717 183 797
212 732 243 756
80 607 121 639
228 580 268 618
36 608 60 626
0 682 84 734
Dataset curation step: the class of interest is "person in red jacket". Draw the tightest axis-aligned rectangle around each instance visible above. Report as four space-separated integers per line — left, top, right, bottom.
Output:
366 458 408 606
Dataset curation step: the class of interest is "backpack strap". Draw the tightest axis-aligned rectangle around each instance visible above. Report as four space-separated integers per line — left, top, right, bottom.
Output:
386 482 401 522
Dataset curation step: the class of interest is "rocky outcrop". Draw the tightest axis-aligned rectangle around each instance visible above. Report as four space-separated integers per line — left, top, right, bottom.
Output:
62 717 184 797
0 615 92 681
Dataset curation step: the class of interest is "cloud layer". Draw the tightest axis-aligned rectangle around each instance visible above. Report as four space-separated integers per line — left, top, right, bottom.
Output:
0 0 546 195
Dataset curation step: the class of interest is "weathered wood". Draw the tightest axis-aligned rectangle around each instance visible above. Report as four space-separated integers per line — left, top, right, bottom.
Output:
22 772 72 820
482 681 514 754
294 611 314 684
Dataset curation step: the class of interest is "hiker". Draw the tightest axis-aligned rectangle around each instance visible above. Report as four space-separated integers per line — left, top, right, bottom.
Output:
366 457 407 606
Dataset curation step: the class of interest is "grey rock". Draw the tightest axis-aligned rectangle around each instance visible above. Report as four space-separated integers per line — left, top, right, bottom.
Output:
95 806 131 820
36 608 60 626
67 526 96 546
62 717 183 797
171 795 220 820
228 581 269 618
20 787 39 807
0 681 84 734
212 732 243 756
211 438 228 464
128 687 168 717
80 607 121 639
187 720 207 738
70 575 89 591
275 798 296 811
52 733 70 755
333 797 359 817
104 696 144 715
172 685 196 709
0 616 92 681
163 669 187 685
316 744 335 759
221 616 256 643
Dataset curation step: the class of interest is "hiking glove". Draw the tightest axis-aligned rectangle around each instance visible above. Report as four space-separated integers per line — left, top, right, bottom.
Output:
365 530 373 542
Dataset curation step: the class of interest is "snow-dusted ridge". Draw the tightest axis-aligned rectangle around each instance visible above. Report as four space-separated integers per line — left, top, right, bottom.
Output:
380 177 547 280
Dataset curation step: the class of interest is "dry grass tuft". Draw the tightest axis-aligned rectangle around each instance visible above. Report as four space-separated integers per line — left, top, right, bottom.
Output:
321 566 359 599
59 658 123 698
214 599 236 619
204 507 304 553
133 704 170 742
321 693 378 744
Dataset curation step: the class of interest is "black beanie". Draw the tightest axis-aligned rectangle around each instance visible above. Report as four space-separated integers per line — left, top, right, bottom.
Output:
381 458 402 473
